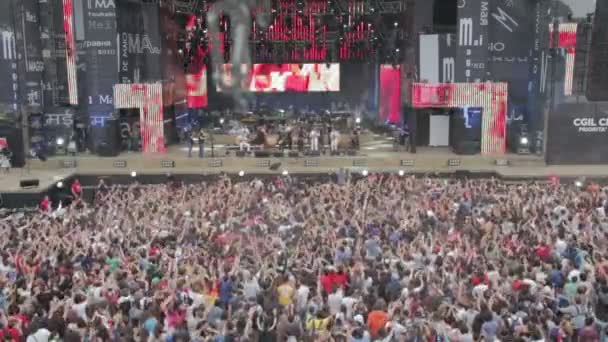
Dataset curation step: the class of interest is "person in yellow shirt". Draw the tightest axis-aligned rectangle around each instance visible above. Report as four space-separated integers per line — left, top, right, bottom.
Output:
277 276 295 307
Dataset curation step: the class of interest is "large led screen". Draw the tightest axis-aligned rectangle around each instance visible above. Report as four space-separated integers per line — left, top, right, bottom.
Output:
217 63 340 92
186 67 208 108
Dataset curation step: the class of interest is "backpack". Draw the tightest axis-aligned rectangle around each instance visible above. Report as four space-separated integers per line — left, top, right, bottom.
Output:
572 304 587 330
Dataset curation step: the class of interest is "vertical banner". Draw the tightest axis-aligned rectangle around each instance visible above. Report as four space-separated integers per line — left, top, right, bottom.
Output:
17 0 45 112
486 0 536 126
116 1 140 84
39 0 57 110
379 65 402 123
527 0 551 134
62 0 78 105
83 0 117 118
83 0 118 152
419 33 456 84
456 0 488 82
549 23 577 96
439 33 456 83
116 1 162 84
587 0 608 101
0 0 17 116
140 2 162 81
53 0 70 105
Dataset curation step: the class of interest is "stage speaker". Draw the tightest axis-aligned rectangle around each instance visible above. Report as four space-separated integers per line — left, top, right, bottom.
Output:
0 123 25 167
273 152 284 158
587 0 608 101
90 118 120 156
454 170 471 178
308 150 321 157
269 162 281 171
453 141 480 155
288 151 299 158
347 150 357 156
236 151 246 157
254 151 270 158
20 179 39 188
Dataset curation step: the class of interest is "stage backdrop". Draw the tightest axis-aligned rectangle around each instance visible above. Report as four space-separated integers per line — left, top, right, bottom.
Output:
206 63 378 115
546 101 608 164
412 82 508 155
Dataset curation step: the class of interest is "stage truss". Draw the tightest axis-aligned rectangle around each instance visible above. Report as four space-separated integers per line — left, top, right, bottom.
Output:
412 82 508 155
113 83 165 153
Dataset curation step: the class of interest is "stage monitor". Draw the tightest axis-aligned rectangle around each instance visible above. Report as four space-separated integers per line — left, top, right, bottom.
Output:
216 63 340 92
461 106 482 141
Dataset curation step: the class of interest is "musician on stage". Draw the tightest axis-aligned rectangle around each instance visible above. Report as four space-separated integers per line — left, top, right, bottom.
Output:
297 128 305 152
0 146 12 173
330 128 340 152
238 127 251 152
187 129 195 158
198 128 206 158
309 127 320 152
350 128 360 150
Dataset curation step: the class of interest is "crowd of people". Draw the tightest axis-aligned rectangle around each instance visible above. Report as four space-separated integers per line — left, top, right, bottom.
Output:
1 173 608 342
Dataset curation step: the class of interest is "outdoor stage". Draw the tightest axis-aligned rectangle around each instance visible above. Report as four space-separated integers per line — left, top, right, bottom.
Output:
1 133 607 208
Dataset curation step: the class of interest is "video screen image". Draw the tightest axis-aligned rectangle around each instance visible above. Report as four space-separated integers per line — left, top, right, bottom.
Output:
217 63 340 92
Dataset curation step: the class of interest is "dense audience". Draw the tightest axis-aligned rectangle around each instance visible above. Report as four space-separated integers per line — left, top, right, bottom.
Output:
1 174 608 342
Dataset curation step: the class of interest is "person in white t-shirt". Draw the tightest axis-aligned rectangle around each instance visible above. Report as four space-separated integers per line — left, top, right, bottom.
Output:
327 287 344 315
26 328 52 342
309 128 320 152
330 129 340 152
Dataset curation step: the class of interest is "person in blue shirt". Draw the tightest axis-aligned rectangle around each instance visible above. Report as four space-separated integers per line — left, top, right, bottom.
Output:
219 275 234 308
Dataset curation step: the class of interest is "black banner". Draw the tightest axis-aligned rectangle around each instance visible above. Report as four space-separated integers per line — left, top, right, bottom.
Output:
83 0 117 117
52 0 70 106
0 0 17 118
438 33 456 83
116 1 162 84
587 0 608 101
19 0 44 111
487 0 535 64
455 0 488 82
161 5 186 104
546 102 608 164
527 0 552 133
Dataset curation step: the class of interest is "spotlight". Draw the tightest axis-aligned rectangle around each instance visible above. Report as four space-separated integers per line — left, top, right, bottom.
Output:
520 137 529 145
282 170 289 176
238 170 245 177
395 48 400 53
56 137 65 146
394 22 399 27
57 181 64 188
355 117 361 124
398 170 405 176
130 171 137 177
362 170 368 176
575 180 583 188
219 118 225 124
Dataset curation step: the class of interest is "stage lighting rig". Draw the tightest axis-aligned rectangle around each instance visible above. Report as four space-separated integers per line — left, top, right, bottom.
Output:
207 0 271 111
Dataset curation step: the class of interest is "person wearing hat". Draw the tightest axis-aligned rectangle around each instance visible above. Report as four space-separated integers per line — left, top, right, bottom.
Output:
348 316 371 342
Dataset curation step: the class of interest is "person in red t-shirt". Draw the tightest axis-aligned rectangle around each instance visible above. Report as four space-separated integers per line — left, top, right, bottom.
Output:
535 244 552 262
333 267 349 290
71 178 82 198
320 268 335 295
39 195 51 213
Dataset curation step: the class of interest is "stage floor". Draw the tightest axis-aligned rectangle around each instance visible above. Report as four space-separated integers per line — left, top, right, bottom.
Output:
1 134 606 195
